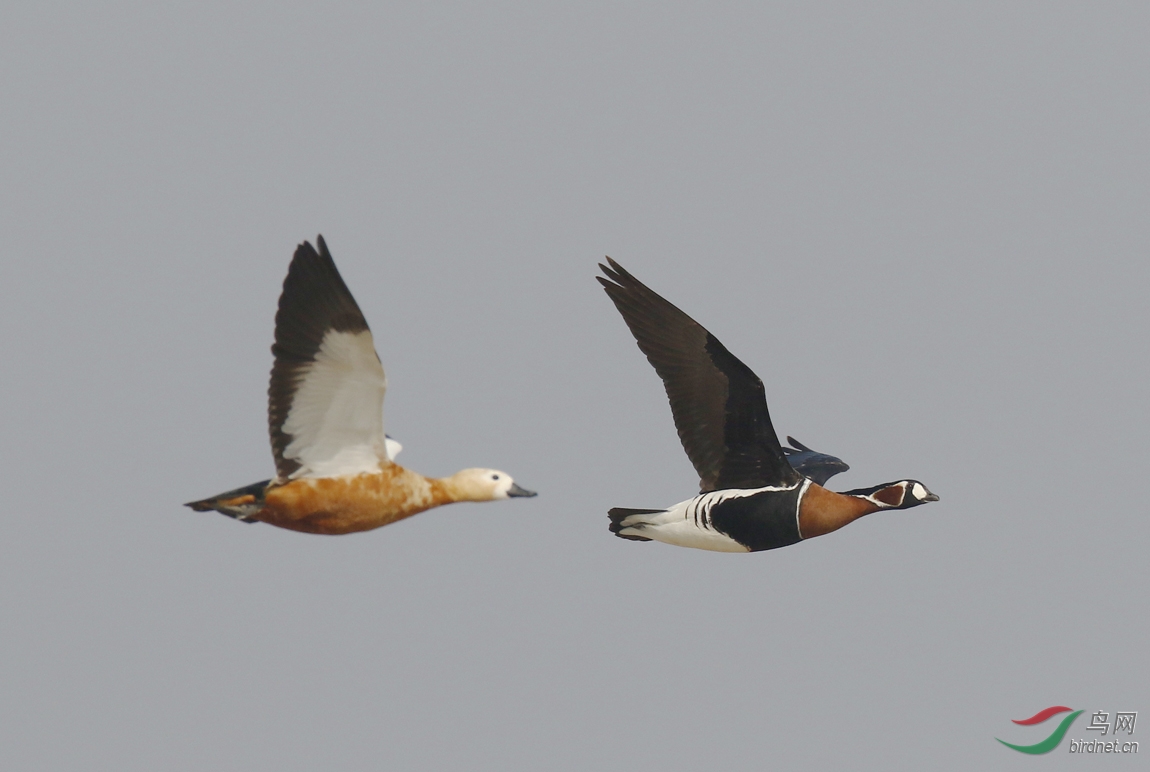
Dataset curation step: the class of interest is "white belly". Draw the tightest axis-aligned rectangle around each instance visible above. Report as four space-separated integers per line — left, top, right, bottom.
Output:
616 495 752 553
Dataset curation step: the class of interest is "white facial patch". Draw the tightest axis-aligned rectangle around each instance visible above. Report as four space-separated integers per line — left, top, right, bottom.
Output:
911 482 927 501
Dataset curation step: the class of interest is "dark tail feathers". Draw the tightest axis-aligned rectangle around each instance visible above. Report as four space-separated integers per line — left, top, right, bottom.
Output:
608 507 664 541
185 480 271 523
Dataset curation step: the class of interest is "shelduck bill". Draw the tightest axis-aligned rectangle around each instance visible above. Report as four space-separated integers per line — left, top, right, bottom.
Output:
597 258 937 553
185 236 536 535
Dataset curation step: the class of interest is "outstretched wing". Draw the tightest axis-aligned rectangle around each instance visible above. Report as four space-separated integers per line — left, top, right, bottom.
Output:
267 236 388 480
783 436 850 486
597 258 801 493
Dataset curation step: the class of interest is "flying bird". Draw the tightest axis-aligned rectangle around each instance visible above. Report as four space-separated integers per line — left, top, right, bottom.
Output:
186 236 536 535
597 258 936 553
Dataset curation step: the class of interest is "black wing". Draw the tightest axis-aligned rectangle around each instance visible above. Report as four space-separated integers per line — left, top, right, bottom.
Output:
598 258 801 493
783 436 850 486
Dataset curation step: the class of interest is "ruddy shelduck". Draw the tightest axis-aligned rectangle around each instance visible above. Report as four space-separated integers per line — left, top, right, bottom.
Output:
186 236 536 534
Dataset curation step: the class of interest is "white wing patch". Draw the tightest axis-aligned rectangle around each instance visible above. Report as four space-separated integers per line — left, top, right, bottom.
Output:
282 329 389 478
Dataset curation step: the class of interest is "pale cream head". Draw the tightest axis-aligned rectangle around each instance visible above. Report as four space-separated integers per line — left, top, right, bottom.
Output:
446 468 537 502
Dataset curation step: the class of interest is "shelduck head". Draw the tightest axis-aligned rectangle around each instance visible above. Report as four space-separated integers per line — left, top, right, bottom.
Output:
840 480 939 510
447 468 537 502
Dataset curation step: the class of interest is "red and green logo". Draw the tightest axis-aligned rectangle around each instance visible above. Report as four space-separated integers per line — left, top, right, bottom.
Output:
997 706 1084 754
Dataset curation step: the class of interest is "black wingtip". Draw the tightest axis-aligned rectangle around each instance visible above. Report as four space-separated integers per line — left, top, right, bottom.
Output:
786 436 812 452
293 237 317 262
292 235 333 268
597 256 634 288
597 259 649 312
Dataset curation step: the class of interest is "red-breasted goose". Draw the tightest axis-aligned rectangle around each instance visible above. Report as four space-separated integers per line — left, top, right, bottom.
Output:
598 258 936 553
186 236 536 535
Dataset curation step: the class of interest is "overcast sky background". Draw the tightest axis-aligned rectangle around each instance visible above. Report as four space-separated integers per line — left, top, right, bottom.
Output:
1 3 1147 770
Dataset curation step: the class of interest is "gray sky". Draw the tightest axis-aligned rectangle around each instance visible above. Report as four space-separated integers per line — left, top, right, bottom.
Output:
1 3 1146 770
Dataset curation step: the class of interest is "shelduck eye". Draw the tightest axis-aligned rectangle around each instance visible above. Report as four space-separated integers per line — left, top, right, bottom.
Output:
492 474 501 481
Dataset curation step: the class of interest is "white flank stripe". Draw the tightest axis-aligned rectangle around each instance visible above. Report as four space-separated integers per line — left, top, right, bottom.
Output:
794 477 812 539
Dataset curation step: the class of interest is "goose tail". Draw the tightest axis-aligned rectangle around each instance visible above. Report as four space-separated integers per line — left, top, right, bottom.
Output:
608 507 665 541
